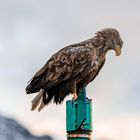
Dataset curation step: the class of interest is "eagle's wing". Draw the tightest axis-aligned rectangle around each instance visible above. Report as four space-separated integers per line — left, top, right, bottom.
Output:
30 45 97 89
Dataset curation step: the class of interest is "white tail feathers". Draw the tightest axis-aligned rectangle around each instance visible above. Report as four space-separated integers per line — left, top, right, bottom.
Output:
38 99 46 111
31 89 46 111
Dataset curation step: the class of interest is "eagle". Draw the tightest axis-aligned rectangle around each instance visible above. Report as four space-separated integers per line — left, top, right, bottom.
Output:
26 28 123 111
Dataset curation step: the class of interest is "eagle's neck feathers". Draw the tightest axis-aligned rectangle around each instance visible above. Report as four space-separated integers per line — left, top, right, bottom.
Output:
90 35 111 60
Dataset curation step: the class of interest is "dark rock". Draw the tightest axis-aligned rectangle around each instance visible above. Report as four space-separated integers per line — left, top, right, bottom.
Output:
0 115 53 140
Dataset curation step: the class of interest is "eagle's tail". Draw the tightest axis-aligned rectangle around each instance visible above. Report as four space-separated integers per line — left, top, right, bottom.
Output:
31 89 46 111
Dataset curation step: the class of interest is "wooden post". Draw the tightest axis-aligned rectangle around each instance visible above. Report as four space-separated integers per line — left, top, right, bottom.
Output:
66 89 93 140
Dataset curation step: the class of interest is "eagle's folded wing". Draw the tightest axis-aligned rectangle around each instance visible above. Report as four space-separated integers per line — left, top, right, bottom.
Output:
29 45 96 89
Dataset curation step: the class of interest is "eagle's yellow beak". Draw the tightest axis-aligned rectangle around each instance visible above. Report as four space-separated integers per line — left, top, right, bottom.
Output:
115 45 121 56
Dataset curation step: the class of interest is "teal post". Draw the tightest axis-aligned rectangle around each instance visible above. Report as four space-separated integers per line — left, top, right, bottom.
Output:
66 89 93 140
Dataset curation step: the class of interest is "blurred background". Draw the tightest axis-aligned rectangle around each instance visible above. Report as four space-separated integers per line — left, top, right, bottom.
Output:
0 0 140 140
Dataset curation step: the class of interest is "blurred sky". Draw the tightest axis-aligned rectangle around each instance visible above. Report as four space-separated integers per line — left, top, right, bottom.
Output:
0 0 140 140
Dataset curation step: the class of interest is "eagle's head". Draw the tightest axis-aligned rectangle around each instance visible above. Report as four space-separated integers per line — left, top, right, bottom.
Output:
96 28 123 56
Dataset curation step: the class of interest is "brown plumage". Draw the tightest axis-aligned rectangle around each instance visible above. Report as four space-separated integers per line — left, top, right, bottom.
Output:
26 28 123 111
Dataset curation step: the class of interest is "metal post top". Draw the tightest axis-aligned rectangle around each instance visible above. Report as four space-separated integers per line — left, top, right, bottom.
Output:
66 88 93 133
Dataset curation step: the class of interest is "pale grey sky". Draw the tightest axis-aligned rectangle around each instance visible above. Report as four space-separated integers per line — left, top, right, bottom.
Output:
0 0 140 140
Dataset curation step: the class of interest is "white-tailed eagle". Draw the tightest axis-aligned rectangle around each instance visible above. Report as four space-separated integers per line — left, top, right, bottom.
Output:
25 28 123 111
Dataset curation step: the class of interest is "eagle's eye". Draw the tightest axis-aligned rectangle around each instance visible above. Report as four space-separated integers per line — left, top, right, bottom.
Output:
117 42 121 47
117 39 123 48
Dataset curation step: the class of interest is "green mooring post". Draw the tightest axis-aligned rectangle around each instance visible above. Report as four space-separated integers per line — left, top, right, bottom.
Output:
66 88 93 140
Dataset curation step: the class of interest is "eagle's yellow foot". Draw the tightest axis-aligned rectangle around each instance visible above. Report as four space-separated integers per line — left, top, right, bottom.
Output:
72 92 78 100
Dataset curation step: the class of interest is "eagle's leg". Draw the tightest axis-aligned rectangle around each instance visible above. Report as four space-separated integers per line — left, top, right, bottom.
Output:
71 81 78 100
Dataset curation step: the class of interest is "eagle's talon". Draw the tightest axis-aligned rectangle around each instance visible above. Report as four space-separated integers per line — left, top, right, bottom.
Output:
72 92 78 100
